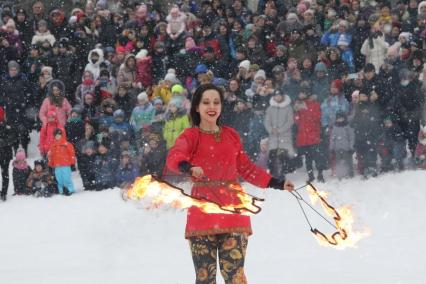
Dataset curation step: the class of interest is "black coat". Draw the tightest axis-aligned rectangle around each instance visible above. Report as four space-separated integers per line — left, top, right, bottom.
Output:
12 165 32 194
65 119 85 146
0 122 15 162
394 80 424 123
78 153 97 189
0 73 34 130
352 101 382 151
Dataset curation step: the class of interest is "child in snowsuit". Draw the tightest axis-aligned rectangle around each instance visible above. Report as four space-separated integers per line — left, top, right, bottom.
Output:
129 92 155 134
115 151 139 188
27 160 55 197
48 129 76 195
163 97 190 149
379 117 407 172
39 110 66 158
415 125 426 169
78 141 97 191
94 140 118 190
12 149 32 195
329 112 355 179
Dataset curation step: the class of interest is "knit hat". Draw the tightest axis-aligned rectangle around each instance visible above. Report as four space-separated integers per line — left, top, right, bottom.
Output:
419 1 426 14
331 79 342 91
238 60 251 70
0 106 4 122
337 34 350 46
272 65 285 73
254 70 266 80
297 3 308 14
137 92 148 102
171 84 185 94
38 19 48 27
286 13 298 21
164 70 178 83
113 109 125 118
168 97 183 109
71 106 83 116
195 64 208 74
83 140 96 152
15 149 26 161
153 98 163 105
8 60 20 71
314 62 327 72
121 150 131 157
364 63 376 73
135 49 148 59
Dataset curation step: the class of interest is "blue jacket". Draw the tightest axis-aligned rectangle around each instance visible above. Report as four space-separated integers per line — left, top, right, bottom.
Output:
321 95 350 127
321 32 352 47
116 162 139 185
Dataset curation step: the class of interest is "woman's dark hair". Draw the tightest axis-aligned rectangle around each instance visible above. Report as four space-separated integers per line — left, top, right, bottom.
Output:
190 83 224 127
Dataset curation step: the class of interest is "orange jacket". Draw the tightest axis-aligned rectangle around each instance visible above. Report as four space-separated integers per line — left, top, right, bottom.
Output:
48 136 76 167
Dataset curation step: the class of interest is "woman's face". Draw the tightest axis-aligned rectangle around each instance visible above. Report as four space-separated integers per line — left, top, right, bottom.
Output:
85 124 94 135
229 80 239 92
52 86 61 96
197 90 222 125
303 59 312 69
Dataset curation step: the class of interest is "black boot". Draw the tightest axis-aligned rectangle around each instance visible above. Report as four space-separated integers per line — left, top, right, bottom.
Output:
1 194 6 202
317 171 325 183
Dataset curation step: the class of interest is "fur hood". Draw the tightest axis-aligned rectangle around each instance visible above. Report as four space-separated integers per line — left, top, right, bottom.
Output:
269 95 292 108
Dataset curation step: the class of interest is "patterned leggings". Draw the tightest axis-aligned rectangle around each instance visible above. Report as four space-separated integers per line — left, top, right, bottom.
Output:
189 233 248 284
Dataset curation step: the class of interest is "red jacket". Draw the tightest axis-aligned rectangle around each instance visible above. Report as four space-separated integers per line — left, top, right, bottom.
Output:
39 111 67 156
294 99 321 147
136 56 153 87
166 126 272 238
48 136 76 168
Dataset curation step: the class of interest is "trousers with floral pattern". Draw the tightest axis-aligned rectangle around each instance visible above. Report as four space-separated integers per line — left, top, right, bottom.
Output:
188 233 248 284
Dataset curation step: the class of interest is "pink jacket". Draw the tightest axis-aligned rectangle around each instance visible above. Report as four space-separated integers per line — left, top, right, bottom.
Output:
39 98 71 126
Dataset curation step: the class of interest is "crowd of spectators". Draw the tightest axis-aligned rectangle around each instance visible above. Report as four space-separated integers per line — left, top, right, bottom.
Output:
0 0 425 201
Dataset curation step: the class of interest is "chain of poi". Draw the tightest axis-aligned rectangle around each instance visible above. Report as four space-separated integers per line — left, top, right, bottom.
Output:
290 182 348 246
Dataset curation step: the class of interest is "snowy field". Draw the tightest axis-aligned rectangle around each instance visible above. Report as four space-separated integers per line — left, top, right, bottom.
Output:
1 132 425 284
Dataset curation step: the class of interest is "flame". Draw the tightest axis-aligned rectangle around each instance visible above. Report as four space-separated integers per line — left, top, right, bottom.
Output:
123 175 264 215
306 184 370 249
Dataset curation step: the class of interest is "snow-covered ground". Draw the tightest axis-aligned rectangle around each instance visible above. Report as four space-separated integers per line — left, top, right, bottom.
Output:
1 132 425 284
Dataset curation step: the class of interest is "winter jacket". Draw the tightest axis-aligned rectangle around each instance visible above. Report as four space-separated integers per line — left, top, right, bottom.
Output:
136 56 153 88
12 164 32 194
166 126 273 238
312 76 331 103
163 111 190 149
31 30 56 46
330 124 355 151
352 102 382 151
361 36 389 74
321 31 353 48
116 162 139 185
85 48 104 80
48 136 76 168
0 122 14 162
39 80 72 126
117 54 137 88
65 118 85 146
320 94 350 128
78 153 97 190
94 153 118 188
130 103 155 133
294 99 321 147
140 146 167 177
394 81 424 123
0 72 34 129
38 114 66 156
264 96 295 155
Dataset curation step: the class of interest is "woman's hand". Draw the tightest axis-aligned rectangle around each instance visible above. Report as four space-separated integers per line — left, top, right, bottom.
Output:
190 167 204 179
284 180 294 192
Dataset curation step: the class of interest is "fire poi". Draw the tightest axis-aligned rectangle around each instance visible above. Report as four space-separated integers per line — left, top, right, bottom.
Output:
122 175 369 249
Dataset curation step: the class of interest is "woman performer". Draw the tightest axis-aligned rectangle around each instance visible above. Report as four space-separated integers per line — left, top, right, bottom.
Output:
166 83 294 283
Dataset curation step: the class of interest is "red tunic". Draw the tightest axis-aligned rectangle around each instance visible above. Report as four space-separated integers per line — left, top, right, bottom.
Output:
166 126 272 238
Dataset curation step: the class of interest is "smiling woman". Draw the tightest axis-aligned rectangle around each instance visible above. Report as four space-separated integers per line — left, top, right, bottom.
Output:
166 83 294 283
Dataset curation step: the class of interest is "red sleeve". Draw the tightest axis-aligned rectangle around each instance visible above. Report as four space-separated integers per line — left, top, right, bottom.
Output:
226 127 272 188
166 128 197 173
